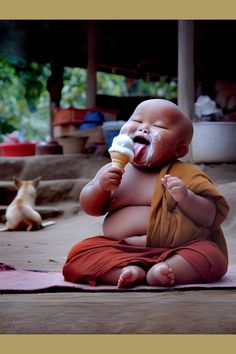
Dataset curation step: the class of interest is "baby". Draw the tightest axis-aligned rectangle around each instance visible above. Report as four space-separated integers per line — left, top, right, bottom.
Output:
63 99 229 288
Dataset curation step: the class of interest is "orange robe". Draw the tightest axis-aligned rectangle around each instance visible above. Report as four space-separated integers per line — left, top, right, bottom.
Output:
63 161 229 285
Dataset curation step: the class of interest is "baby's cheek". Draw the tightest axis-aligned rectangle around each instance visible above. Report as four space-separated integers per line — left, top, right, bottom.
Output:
120 121 137 135
120 127 132 135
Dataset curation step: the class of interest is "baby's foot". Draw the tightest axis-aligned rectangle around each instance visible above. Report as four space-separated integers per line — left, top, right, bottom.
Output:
146 262 175 287
117 265 146 288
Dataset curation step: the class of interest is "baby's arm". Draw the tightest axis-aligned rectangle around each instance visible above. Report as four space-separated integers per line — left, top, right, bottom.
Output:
161 174 216 227
79 163 124 216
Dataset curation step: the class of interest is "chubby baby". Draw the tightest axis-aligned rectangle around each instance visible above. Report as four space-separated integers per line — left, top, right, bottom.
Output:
63 99 229 288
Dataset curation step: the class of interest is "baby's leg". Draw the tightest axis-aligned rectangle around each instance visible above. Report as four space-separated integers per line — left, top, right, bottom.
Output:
99 265 146 288
146 254 202 286
147 239 228 286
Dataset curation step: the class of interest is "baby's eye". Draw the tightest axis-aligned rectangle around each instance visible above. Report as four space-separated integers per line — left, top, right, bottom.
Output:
153 124 167 129
132 119 142 123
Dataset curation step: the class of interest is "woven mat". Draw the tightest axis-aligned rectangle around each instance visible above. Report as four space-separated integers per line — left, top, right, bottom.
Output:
1 263 236 293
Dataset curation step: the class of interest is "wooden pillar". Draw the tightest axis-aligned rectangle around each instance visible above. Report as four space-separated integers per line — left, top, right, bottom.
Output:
47 62 64 137
178 20 194 162
86 21 97 109
178 20 194 120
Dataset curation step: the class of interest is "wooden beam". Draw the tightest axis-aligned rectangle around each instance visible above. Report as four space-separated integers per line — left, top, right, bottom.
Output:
47 62 64 137
177 20 194 162
177 20 194 120
86 21 97 108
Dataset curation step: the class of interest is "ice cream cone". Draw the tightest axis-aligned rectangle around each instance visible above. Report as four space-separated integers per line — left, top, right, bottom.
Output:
110 151 130 169
108 134 134 169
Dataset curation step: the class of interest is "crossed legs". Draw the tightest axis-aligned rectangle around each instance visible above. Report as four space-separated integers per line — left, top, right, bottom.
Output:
63 238 228 288
99 254 202 288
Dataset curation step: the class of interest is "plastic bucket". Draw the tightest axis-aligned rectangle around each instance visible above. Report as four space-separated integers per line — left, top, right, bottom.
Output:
0 142 36 156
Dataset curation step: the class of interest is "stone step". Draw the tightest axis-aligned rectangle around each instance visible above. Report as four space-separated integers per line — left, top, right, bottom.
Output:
0 178 90 206
0 154 109 181
0 203 81 222
0 205 62 221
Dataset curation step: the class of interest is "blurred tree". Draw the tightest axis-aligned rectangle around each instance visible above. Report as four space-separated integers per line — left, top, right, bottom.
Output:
60 67 87 108
126 76 177 99
0 56 177 142
0 55 50 142
97 71 128 96
61 68 177 105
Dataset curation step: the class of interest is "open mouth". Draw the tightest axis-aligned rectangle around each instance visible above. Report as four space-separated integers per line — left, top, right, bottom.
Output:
132 133 151 164
133 134 150 145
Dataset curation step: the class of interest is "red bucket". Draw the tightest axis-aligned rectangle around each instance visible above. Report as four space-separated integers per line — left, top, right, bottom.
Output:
0 142 36 156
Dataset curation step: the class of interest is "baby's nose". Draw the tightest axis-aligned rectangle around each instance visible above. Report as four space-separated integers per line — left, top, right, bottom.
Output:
139 124 150 133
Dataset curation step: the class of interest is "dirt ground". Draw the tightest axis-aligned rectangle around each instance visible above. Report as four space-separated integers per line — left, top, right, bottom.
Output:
0 155 236 334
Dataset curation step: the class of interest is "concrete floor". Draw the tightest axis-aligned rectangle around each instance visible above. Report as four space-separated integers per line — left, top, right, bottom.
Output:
0 213 236 334
0 157 236 335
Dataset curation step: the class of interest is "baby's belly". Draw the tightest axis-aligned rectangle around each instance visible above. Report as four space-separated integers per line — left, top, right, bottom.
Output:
103 206 150 240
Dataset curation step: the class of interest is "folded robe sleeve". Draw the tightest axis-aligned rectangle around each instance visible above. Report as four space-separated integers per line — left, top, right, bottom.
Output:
146 161 229 258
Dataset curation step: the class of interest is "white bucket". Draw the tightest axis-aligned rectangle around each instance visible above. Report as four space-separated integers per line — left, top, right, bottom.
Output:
192 122 236 163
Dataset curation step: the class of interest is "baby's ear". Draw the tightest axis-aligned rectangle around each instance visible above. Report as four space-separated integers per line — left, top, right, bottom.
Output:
175 143 189 158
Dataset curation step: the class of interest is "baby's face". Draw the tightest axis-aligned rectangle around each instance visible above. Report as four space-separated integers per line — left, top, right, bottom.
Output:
120 99 191 169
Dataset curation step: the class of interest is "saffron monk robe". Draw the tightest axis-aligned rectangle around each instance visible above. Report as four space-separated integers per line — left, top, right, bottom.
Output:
62 99 229 288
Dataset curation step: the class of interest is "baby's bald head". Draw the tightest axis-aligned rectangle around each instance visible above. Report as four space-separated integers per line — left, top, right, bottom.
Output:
134 99 193 145
120 99 193 168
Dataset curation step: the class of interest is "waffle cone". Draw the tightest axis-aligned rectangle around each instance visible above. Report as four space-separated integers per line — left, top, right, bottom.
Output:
110 151 130 169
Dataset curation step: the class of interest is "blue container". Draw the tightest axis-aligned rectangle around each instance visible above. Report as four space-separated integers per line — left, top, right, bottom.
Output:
79 122 98 130
102 120 126 149
79 111 105 130
84 111 104 124
104 130 120 148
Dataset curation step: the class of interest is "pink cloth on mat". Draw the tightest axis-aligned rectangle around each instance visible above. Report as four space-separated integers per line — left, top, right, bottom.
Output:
0 264 236 292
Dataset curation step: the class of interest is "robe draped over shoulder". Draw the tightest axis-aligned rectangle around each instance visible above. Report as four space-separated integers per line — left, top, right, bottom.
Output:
146 161 229 258
62 160 229 285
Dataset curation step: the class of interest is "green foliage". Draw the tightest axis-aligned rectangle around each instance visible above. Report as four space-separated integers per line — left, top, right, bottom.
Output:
0 55 50 142
61 67 87 108
126 76 177 99
61 68 177 106
97 71 128 96
0 57 177 142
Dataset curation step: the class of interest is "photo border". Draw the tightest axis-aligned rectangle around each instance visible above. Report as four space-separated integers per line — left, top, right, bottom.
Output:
1 1 236 353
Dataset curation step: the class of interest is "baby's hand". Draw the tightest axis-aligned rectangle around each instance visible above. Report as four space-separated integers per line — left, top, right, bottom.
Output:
99 167 124 192
161 174 188 202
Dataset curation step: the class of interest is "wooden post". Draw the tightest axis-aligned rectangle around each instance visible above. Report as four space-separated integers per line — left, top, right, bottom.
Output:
178 20 194 120
178 20 194 162
47 62 64 138
86 21 97 109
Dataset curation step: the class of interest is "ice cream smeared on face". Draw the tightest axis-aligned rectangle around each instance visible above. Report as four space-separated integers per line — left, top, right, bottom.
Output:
108 134 134 169
144 132 161 165
130 130 160 167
